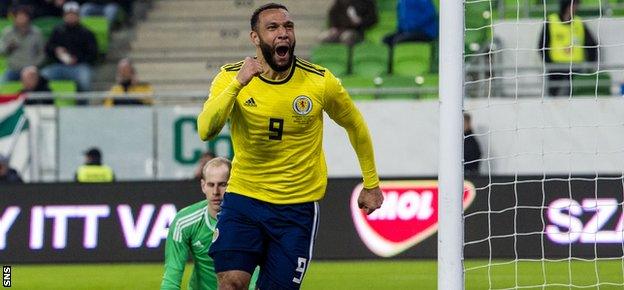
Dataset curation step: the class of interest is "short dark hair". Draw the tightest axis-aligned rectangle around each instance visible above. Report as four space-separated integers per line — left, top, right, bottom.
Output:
12 5 32 18
85 147 102 164
560 0 580 15
250 3 288 31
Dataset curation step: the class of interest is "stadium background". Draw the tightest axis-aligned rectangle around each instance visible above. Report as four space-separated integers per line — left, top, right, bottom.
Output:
2 0 624 289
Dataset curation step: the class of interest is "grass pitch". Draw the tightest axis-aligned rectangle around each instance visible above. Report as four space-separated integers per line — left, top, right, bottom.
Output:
6 259 624 289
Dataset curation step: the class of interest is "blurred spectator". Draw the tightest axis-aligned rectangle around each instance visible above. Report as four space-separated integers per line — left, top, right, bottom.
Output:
193 151 215 180
0 5 45 82
383 0 438 73
464 113 481 176
319 0 378 45
79 0 120 28
75 147 115 182
0 154 23 183
21 66 53 105
21 66 50 92
104 58 153 106
383 0 438 45
41 1 97 91
538 0 597 96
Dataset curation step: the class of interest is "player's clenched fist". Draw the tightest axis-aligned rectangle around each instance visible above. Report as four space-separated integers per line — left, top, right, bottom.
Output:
236 56 264 86
358 186 384 215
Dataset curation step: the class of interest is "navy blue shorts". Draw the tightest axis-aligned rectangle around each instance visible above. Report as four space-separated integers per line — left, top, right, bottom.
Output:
208 192 319 290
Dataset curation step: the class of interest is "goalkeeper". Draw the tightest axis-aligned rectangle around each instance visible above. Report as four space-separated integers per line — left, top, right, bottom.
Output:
160 157 258 290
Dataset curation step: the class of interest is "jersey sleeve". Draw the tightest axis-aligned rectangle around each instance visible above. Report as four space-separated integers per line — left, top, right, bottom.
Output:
160 215 191 290
323 71 380 189
197 69 243 141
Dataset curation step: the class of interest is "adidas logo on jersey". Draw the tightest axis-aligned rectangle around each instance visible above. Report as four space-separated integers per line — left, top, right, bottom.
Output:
193 240 204 248
244 98 257 107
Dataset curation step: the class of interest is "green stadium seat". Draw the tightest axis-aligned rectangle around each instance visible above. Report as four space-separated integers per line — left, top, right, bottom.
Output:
465 1 492 53
416 73 439 99
392 42 431 77
607 0 624 16
571 73 611 96
373 74 438 99
0 81 22 94
352 42 388 78
339 75 376 100
310 43 349 76
81 16 109 54
365 10 396 44
376 75 418 99
32 17 63 39
0 18 12 33
376 0 397 12
49 80 77 107
0 55 7 76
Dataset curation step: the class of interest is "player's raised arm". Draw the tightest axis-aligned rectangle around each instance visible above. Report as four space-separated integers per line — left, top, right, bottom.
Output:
197 57 263 141
323 71 383 214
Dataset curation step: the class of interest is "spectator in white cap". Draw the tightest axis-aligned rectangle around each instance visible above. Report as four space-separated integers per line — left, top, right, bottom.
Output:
41 1 98 91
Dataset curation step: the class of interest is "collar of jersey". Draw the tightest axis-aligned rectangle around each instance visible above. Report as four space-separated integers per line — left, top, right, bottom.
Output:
204 207 217 231
258 57 296 85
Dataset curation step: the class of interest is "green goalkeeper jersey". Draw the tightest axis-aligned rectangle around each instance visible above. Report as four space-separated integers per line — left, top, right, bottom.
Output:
160 200 258 290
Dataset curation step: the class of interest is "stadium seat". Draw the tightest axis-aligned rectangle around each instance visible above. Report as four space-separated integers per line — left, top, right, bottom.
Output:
0 55 7 76
365 10 396 44
0 18 11 32
607 0 624 16
0 81 22 94
310 43 349 76
375 75 417 99
81 16 110 54
49 80 77 107
375 74 438 99
352 42 388 78
339 75 376 100
32 17 63 39
571 73 611 96
416 73 439 99
392 42 431 77
376 0 397 12
465 0 491 53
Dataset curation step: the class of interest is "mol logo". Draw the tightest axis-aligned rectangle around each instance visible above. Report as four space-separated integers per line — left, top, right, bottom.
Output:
350 180 476 257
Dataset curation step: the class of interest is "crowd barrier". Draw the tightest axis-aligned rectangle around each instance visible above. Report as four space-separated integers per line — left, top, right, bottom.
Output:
1 176 623 263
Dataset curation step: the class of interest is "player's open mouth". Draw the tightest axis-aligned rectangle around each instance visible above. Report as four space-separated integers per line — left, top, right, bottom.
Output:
275 45 290 58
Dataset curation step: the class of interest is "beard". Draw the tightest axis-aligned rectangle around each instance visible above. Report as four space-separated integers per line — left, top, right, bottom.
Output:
259 37 296 73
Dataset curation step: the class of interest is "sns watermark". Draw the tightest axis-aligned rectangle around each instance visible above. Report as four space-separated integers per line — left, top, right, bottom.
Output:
2 266 10 287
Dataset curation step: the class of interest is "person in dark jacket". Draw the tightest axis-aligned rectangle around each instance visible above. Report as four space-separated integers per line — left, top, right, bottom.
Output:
41 1 97 91
464 113 482 175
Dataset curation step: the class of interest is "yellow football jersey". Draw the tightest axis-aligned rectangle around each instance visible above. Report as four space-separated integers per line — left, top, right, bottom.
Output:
197 57 379 204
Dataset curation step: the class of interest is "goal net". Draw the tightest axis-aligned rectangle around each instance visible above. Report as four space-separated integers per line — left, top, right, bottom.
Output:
459 0 624 289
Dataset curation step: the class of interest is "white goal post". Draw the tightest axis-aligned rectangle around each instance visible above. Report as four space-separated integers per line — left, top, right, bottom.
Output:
439 0 624 289
437 0 465 289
